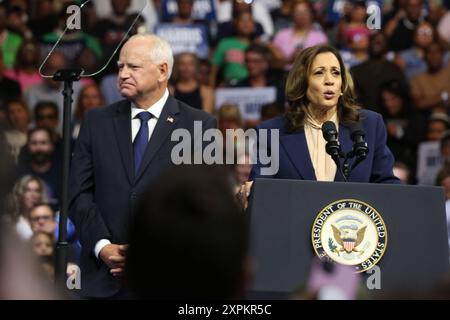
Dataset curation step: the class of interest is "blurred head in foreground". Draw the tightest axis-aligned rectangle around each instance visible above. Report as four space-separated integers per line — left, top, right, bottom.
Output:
126 165 251 299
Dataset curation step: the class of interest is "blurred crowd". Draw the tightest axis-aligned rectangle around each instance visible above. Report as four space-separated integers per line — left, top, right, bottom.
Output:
0 0 450 299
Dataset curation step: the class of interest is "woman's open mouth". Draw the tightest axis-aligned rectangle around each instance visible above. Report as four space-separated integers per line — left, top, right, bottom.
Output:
323 91 335 99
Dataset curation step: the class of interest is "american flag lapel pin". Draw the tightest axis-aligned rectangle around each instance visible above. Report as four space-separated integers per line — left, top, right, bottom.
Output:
167 117 174 123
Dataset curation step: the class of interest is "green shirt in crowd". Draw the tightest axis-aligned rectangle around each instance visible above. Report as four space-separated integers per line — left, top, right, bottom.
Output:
1 31 23 68
211 37 249 85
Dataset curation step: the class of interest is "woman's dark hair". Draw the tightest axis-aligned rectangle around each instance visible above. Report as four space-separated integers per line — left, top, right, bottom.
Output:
171 52 200 84
285 44 360 132
441 131 450 153
6 99 31 127
34 101 59 121
245 43 272 61
233 10 257 39
436 166 450 186
232 0 252 17
0 130 15 219
74 84 104 120
291 0 317 23
378 80 413 118
13 40 41 71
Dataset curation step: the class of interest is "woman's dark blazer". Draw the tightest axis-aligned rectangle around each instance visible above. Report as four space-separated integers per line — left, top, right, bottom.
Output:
249 109 400 184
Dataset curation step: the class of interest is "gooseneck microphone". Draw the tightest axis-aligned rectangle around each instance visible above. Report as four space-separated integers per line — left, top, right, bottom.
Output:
349 122 369 171
321 121 343 169
321 121 369 181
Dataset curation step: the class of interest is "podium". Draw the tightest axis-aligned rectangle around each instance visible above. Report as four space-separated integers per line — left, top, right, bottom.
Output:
247 179 450 298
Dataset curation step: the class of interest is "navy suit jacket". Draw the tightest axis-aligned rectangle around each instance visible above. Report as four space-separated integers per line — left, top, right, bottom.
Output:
249 109 400 183
69 96 216 297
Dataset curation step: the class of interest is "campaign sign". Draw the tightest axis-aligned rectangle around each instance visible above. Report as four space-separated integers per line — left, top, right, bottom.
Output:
215 87 277 121
155 23 209 59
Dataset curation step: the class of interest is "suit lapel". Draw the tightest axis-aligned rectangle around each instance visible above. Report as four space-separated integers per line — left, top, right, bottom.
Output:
280 129 317 180
134 96 180 183
113 101 134 185
334 124 353 182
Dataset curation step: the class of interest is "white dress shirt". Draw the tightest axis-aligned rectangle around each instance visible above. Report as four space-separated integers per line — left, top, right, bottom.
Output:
94 89 169 259
130 89 168 143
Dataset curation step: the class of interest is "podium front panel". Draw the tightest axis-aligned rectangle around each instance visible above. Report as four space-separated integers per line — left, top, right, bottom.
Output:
248 179 449 298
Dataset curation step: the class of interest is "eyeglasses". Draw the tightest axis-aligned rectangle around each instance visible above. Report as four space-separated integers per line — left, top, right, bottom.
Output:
417 29 433 36
31 215 52 223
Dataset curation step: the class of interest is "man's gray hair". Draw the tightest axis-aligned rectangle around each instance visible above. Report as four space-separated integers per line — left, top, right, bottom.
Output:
128 33 174 79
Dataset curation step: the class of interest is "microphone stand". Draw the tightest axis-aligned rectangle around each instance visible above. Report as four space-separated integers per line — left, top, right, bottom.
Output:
324 138 349 182
340 149 368 181
336 150 349 182
342 159 351 180
53 68 83 290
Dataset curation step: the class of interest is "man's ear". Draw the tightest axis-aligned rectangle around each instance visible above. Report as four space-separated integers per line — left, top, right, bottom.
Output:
158 63 169 82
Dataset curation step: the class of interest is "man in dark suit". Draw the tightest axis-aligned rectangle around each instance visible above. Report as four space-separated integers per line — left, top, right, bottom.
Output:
69 34 216 298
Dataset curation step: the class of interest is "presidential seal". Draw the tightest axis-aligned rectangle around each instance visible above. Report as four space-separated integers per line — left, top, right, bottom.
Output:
311 199 387 272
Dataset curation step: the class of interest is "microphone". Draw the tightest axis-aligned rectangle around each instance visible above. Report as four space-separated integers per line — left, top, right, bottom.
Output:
349 122 369 170
321 121 342 167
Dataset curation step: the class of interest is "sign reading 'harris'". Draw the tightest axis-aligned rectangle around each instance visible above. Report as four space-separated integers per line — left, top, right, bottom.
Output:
154 23 209 59
311 199 388 272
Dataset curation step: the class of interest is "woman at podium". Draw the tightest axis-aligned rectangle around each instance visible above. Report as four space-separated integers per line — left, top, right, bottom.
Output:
240 44 399 203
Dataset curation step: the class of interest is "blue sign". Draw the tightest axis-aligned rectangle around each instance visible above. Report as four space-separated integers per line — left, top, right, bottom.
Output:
155 23 209 59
